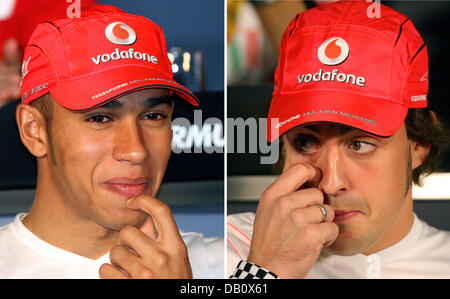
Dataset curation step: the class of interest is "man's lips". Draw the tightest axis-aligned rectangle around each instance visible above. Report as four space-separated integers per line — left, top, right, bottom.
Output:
103 177 149 198
333 210 361 222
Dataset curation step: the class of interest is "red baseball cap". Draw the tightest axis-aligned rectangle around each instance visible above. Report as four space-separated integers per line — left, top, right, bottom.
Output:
267 0 428 142
20 4 199 111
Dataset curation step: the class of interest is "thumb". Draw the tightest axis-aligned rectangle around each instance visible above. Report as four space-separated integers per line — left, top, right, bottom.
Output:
2 39 21 65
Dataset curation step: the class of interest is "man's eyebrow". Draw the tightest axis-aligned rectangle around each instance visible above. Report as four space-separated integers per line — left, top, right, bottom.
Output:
99 99 122 110
95 97 173 111
143 97 173 108
302 125 320 134
302 124 354 135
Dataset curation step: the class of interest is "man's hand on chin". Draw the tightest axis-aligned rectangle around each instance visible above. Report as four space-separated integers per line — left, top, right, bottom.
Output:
99 195 193 279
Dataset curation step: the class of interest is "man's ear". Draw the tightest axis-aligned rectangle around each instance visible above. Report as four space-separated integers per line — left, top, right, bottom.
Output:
410 140 431 170
15 103 49 158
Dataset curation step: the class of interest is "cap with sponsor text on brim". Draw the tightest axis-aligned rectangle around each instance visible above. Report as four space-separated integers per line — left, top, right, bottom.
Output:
20 4 199 111
267 0 428 142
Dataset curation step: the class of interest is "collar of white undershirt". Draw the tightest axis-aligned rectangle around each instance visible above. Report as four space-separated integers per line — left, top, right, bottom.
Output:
10 213 109 268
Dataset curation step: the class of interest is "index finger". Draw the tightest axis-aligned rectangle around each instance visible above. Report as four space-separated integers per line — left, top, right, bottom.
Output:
126 195 183 243
263 163 322 200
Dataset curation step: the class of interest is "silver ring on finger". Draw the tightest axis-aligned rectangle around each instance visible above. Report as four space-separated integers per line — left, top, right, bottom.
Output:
313 204 327 223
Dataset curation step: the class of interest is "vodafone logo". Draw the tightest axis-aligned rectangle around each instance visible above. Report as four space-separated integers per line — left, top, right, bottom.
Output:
296 37 366 88
105 22 137 45
317 37 349 66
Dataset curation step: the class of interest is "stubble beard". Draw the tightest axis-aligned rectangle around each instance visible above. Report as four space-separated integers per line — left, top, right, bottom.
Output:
325 144 413 256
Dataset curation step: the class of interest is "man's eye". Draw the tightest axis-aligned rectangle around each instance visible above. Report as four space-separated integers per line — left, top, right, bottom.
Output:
296 138 320 153
87 115 111 123
143 113 165 120
350 140 375 154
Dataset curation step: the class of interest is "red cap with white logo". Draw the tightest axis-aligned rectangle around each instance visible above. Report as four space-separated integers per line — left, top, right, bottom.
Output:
20 4 199 111
267 1 428 142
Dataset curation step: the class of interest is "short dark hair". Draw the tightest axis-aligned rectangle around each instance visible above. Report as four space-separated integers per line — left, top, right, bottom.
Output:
404 108 450 186
29 92 53 123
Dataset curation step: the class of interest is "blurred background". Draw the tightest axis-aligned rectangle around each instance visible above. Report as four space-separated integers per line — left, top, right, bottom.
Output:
227 0 450 230
0 0 224 237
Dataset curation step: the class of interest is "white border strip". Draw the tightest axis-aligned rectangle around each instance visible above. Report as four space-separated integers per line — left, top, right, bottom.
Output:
412 172 450 200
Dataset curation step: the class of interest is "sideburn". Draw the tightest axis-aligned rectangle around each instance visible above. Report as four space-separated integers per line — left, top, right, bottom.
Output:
43 96 57 166
47 122 57 166
31 93 58 166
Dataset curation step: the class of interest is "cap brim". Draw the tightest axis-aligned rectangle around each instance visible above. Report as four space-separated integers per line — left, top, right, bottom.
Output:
50 65 199 111
267 90 408 142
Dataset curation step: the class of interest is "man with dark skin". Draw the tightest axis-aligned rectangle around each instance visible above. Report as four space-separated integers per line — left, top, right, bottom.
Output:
0 5 223 279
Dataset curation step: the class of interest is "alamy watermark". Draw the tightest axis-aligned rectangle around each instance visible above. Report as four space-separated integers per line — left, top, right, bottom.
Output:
66 0 81 18
367 0 381 19
172 110 224 154
171 110 280 165
227 117 279 165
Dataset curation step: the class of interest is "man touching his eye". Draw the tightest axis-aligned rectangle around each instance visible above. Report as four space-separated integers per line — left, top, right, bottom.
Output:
227 1 450 279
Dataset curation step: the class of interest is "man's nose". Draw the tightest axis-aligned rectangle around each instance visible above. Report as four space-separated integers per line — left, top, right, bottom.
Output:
113 120 148 164
316 145 348 197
